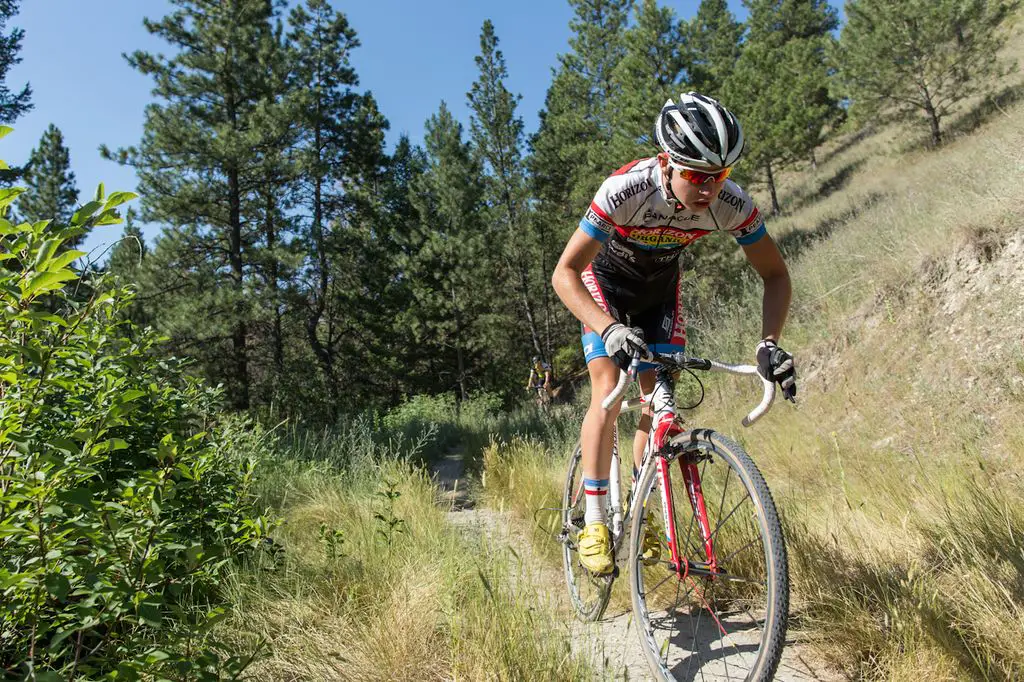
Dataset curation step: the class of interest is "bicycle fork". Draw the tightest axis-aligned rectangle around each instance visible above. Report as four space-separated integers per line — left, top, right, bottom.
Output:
653 419 719 580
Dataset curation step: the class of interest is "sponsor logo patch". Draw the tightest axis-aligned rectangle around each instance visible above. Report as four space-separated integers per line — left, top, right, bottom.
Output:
585 206 614 235
733 209 764 238
621 228 706 248
608 240 636 263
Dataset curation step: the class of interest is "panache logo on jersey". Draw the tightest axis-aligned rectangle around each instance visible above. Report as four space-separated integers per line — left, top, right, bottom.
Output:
585 206 614 234
619 226 708 248
607 178 652 209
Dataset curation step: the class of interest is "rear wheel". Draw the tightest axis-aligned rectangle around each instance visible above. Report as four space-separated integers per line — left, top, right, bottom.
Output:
629 428 788 681
562 440 614 621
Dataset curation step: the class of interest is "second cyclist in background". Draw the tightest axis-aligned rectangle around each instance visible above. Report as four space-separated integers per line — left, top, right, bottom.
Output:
527 355 554 409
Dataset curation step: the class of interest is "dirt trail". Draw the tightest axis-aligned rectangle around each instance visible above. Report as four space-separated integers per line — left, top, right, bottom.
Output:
431 449 838 681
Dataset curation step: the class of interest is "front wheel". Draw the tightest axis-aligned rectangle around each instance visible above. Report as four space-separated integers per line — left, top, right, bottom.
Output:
629 428 789 681
561 440 613 621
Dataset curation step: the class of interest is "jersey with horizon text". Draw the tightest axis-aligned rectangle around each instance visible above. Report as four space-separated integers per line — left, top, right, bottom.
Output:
579 156 767 283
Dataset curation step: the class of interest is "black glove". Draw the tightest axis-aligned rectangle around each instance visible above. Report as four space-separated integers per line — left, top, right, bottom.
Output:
756 339 796 402
601 323 647 370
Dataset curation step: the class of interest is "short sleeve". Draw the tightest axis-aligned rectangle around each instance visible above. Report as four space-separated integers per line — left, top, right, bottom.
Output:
730 206 766 245
717 182 767 245
578 176 626 242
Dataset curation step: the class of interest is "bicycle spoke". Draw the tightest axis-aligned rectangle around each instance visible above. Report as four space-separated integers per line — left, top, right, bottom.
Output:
708 491 751 546
689 576 758 672
720 536 758 566
715 462 730 535
664 579 682 666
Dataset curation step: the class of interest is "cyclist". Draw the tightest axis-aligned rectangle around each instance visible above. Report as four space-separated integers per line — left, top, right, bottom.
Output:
551 92 797 574
526 355 554 406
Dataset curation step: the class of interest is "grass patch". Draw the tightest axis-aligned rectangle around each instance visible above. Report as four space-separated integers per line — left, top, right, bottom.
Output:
219 423 593 680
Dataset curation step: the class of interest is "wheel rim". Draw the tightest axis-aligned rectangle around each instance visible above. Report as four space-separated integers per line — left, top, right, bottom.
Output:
631 445 779 681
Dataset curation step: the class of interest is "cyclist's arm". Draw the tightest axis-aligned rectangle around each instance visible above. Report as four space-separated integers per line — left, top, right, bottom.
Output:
741 234 791 342
552 229 616 335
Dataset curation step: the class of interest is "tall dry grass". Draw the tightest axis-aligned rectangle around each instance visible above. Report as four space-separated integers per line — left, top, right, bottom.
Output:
218 422 593 681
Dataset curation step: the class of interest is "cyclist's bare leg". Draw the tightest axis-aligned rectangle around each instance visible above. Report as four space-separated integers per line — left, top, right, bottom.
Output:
581 357 621 484
631 368 657 476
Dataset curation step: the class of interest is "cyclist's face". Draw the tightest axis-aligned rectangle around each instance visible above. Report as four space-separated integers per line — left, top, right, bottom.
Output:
667 168 725 212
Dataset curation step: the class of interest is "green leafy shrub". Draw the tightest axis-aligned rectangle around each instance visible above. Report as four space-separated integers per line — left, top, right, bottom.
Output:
0 133 273 679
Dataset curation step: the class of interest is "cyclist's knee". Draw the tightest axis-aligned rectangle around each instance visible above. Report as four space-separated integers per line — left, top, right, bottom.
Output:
637 410 653 433
587 360 619 399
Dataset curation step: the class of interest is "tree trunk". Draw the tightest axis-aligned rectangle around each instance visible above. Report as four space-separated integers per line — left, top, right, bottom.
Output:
809 148 817 171
516 256 544 357
923 95 942 147
451 283 467 402
227 163 249 410
541 238 553 363
265 189 284 376
306 140 341 413
765 160 781 214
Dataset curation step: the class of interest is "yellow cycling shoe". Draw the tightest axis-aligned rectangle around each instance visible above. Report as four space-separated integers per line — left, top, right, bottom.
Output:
624 496 662 565
640 513 663 565
578 522 614 575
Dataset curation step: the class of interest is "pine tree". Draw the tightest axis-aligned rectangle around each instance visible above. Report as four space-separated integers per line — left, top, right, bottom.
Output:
16 124 79 236
608 0 687 159
835 0 1020 147
0 0 31 124
724 0 839 212
563 0 634 116
467 20 545 364
106 208 151 326
531 0 633 215
528 1 635 364
374 135 432 399
286 0 388 412
404 102 489 400
109 0 283 410
685 0 743 97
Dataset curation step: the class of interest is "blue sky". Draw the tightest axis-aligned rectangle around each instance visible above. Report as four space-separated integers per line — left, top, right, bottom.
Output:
4 0 839 257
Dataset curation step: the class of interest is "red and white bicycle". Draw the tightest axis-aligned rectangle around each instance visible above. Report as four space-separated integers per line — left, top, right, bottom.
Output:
560 350 789 681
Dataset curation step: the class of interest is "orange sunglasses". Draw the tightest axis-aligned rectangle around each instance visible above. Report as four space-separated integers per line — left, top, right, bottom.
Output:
669 161 732 185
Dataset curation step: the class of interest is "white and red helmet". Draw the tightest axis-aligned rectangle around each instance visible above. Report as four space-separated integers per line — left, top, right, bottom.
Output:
654 92 745 171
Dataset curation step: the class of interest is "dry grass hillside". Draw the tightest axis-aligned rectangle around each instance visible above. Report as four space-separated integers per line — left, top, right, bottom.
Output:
484 22 1024 682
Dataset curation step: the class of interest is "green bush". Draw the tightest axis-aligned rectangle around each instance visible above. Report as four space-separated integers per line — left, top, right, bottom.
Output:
0 137 273 679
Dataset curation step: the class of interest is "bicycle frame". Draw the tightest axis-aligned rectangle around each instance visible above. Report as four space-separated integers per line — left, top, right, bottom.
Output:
604 370 701 578
600 354 775 579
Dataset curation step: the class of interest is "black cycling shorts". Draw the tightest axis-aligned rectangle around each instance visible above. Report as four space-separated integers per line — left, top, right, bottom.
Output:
579 264 687 365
